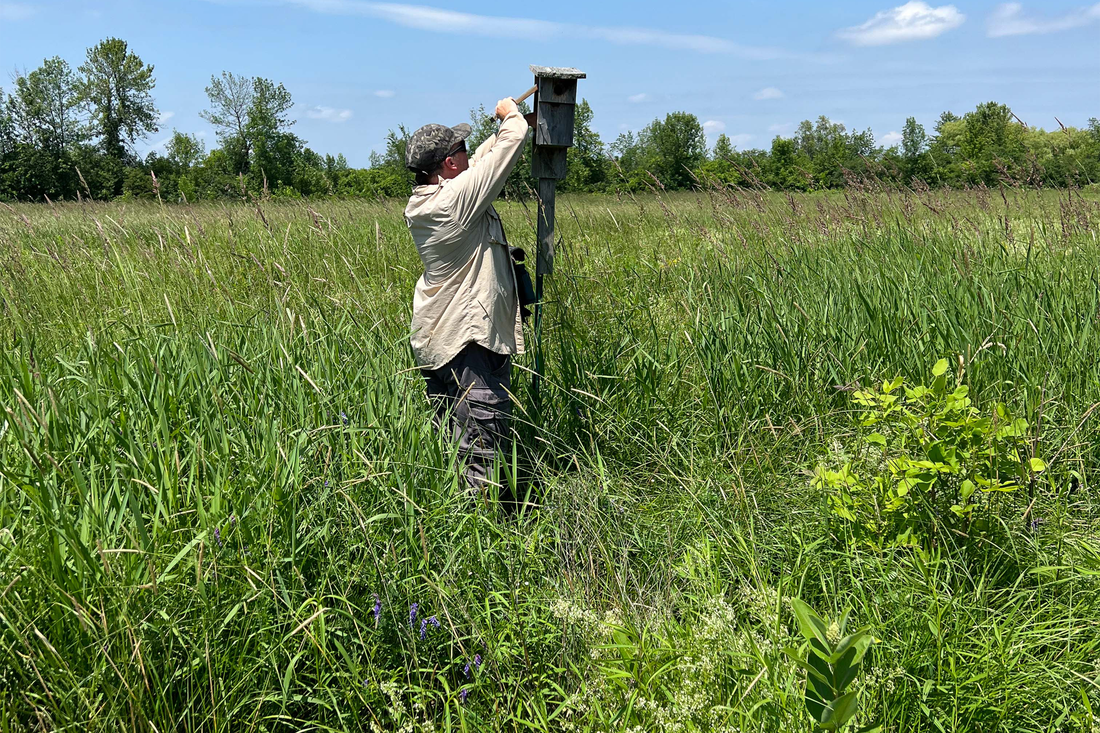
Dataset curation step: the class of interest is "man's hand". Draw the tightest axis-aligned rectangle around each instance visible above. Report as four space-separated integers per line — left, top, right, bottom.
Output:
495 97 519 120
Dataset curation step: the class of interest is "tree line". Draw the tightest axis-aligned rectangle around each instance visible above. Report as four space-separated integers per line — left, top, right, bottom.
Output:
2 38 1098 203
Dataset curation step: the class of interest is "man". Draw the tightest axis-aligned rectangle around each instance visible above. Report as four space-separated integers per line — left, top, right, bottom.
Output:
404 96 529 494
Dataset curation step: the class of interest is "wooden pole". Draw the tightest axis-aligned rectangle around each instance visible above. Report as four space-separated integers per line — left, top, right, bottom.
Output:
533 177 555 413
526 65 583 420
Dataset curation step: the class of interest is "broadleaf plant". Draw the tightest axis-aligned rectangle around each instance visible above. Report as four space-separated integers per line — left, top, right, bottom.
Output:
786 599 873 731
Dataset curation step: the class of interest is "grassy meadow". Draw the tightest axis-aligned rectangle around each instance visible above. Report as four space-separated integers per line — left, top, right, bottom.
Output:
1 185 1100 732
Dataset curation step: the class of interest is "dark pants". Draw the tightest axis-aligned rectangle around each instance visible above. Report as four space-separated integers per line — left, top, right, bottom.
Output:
422 342 512 493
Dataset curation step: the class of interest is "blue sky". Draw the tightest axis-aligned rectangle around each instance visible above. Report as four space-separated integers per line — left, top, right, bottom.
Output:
1 0 1097 166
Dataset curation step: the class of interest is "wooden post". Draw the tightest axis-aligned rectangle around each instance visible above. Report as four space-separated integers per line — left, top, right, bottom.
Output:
528 65 585 414
534 177 555 411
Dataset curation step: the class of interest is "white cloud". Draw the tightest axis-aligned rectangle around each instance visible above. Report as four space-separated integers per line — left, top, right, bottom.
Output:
730 133 754 147
768 122 793 134
0 2 34 20
881 131 904 146
628 93 649 103
307 105 353 123
374 89 396 98
254 0 833 61
837 1 965 45
988 2 1100 37
157 111 176 125
753 86 784 101
703 120 726 134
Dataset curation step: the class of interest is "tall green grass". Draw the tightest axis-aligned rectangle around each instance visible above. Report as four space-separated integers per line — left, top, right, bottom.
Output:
1 187 1099 732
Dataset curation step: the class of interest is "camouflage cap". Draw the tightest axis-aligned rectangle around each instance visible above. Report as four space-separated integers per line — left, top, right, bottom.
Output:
405 123 473 173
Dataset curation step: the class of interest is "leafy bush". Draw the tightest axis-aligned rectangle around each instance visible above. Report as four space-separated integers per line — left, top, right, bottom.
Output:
814 359 1045 549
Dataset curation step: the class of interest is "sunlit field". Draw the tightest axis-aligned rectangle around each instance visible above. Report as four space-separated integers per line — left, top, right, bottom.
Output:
2 186 1099 732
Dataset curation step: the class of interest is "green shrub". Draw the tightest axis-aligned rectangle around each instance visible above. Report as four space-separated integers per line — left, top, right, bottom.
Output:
814 359 1045 549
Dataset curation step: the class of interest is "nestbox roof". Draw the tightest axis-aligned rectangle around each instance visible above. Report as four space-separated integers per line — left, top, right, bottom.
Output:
529 65 587 80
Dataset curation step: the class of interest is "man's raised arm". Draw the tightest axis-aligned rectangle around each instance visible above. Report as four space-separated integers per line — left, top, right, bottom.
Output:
448 98 529 228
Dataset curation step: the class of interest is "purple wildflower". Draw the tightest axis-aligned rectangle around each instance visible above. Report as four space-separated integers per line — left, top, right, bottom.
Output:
420 618 428 640
213 526 222 547
229 514 237 526
428 616 440 630
464 653 482 678
372 595 382 625
459 688 468 704
409 603 418 629
340 411 349 424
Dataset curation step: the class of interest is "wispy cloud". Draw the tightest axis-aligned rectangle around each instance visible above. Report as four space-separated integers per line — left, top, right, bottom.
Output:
0 2 34 20
374 90 395 98
628 93 649 103
753 86 784 101
729 133 753 147
703 120 726 134
988 2 1100 37
880 131 903 146
307 105 353 122
768 122 794 134
227 0 833 61
157 111 176 125
837 1 965 45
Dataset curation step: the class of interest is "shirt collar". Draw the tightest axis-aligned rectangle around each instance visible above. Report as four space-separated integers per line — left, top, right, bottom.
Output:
412 177 453 196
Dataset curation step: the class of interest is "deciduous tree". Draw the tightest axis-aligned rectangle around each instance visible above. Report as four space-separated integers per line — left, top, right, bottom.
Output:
6 57 85 154
643 111 707 189
78 38 158 160
165 131 205 170
562 99 607 192
200 71 253 166
959 101 1025 185
712 133 734 161
901 116 932 183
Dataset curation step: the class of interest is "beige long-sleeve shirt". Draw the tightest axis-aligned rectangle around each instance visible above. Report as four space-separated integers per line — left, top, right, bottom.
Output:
405 110 529 370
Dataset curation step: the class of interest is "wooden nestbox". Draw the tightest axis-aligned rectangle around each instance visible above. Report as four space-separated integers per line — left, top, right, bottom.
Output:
528 65 585 275
530 65 586 182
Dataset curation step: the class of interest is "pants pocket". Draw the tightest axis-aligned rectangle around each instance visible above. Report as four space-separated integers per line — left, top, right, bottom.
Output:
463 396 512 454
489 352 511 379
